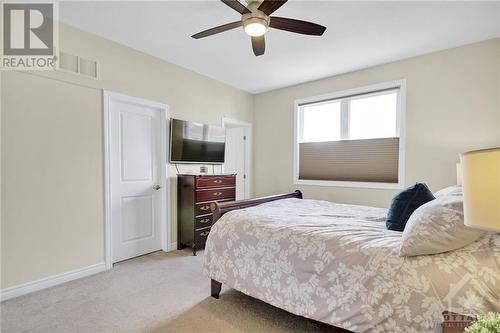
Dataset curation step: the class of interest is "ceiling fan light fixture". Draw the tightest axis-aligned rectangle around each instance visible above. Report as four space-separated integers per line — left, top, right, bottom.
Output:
191 0 327 56
244 23 267 36
243 17 268 37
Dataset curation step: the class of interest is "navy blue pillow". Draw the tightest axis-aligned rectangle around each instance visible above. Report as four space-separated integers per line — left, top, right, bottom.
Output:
386 183 435 231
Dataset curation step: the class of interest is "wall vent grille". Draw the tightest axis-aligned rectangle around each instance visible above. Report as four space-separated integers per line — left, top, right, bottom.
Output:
58 51 99 79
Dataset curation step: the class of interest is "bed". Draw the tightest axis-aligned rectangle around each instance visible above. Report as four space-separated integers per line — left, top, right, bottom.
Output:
203 191 500 333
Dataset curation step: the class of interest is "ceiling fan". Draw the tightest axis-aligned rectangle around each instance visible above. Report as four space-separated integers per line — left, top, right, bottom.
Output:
191 0 327 56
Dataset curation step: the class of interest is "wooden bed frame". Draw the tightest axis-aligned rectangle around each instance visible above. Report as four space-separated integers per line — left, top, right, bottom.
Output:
208 190 352 332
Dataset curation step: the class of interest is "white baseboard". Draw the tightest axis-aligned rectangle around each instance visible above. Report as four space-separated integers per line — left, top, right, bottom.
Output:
169 242 177 251
0 262 106 302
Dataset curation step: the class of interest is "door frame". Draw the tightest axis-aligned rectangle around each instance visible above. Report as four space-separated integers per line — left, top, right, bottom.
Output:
103 91 170 270
222 117 252 199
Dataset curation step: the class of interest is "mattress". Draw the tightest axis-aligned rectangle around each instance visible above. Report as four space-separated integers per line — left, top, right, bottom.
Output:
203 198 500 332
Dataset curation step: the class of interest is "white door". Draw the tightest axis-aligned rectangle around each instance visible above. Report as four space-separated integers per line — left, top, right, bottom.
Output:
225 127 247 200
108 93 166 263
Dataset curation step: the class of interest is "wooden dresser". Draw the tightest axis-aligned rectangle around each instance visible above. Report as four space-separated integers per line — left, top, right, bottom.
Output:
177 174 236 255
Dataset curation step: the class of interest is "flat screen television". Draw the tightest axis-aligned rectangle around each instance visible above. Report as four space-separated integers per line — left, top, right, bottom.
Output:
169 118 225 164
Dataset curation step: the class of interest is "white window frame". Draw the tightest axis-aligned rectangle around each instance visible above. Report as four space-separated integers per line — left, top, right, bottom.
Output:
293 79 406 189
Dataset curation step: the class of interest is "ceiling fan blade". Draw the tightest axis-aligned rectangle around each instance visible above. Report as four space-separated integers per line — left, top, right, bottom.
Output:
258 0 288 16
269 16 326 36
191 21 243 39
251 36 265 56
221 0 251 14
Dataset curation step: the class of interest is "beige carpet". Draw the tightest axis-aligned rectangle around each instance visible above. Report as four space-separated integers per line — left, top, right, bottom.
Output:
1 250 339 333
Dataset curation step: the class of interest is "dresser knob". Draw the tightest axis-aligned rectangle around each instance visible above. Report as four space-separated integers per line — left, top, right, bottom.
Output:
200 218 211 224
213 179 222 184
200 205 210 211
213 192 222 196
200 231 210 237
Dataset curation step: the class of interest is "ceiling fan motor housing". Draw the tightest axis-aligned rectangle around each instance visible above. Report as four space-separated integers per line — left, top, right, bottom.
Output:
242 7 270 34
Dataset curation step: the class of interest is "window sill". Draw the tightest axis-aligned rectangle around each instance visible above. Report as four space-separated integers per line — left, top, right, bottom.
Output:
294 179 404 190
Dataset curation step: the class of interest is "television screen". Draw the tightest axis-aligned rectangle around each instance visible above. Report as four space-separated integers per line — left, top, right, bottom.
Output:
170 118 225 164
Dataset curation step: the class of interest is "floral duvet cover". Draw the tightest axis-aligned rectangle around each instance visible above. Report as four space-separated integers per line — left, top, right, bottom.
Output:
203 198 500 332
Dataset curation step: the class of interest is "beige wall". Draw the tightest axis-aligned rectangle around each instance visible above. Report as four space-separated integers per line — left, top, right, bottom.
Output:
1 24 253 289
253 38 500 208
2 72 104 289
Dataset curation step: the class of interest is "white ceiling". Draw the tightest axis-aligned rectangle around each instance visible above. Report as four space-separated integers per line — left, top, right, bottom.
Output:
59 1 500 93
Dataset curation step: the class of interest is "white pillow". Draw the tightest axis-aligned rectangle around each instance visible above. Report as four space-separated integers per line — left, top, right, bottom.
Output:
399 196 484 256
433 185 462 198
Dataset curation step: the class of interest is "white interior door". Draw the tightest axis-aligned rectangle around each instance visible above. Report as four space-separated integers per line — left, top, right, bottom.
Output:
108 94 165 263
225 127 247 200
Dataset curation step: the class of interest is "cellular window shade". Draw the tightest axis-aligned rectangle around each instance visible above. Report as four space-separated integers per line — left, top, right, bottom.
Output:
299 137 399 183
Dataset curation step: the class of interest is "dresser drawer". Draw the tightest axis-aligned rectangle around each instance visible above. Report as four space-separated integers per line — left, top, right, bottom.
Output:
196 176 235 189
195 202 213 216
194 227 211 246
196 187 235 202
195 199 234 216
194 215 213 229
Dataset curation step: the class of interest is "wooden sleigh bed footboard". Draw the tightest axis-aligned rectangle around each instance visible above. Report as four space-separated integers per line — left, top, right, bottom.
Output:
210 190 303 224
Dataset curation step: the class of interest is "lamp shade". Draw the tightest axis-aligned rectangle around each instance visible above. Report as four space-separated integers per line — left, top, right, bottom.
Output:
461 147 500 232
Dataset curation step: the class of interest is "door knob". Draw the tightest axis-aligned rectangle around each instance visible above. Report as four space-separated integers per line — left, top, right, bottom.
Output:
153 185 161 191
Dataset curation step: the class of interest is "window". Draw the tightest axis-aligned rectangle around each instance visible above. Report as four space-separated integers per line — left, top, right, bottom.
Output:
301 101 341 142
294 80 406 189
349 93 397 140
